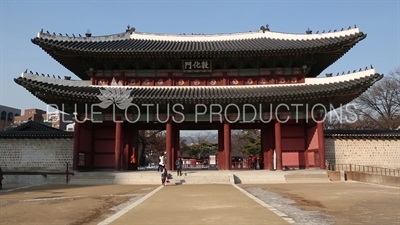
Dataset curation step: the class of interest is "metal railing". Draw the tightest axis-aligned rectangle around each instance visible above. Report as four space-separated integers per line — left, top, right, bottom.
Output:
2 163 74 183
328 164 400 177
231 162 253 170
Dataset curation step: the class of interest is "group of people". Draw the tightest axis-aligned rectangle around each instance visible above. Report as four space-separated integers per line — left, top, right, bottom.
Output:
247 155 258 170
157 154 184 186
130 152 185 186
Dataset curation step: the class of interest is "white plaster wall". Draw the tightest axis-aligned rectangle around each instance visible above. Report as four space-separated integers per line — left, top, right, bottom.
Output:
325 138 400 169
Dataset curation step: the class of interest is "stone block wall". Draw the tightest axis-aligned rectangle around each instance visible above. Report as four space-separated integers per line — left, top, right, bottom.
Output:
1 137 398 173
0 138 74 172
325 138 400 169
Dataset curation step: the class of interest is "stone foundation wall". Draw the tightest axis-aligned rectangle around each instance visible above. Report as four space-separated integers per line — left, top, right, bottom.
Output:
0 138 74 172
325 138 400 169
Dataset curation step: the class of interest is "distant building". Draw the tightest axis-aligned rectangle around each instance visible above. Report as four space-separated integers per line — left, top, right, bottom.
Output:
66 122 75 131
0 105 21 131
14 108 46 125
13 108 73 130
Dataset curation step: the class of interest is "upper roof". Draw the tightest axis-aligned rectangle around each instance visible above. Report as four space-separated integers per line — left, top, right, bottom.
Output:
33 27 365 54
32 26 367 79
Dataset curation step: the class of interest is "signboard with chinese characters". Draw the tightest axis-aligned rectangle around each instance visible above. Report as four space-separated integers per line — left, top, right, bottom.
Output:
182 60 212 73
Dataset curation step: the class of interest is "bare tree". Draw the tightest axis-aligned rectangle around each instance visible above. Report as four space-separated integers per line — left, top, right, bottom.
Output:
231 130 249 156
187 131 213 145
325 67 400 130
354 67 400 130
231 129 260 157
137 130 165 166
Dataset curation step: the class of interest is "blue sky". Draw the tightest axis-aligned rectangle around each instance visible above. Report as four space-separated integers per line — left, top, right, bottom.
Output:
0 0 399 113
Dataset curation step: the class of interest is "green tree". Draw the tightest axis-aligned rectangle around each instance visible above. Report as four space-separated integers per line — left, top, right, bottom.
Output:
187 142 218 159
232 129 262 156
240 129 261 156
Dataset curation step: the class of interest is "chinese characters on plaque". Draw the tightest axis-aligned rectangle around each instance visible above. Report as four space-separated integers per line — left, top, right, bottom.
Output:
183 60 212 73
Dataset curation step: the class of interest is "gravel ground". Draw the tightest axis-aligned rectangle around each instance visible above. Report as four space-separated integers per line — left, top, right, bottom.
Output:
244 187 333 225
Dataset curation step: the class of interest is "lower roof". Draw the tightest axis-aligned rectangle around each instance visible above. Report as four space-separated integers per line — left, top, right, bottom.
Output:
14 70 382 110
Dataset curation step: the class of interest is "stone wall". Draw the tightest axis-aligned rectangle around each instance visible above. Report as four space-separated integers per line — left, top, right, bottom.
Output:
325 138 400 169
1 137 398 172
0 138 74 172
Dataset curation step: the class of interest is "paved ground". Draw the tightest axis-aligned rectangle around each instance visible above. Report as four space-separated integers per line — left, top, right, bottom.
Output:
1 181 399 225
241 181 400 225
110 184 289 225
0 184 157 225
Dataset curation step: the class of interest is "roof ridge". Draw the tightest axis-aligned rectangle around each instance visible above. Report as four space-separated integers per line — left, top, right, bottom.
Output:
7 120 63 132
35 27 362 42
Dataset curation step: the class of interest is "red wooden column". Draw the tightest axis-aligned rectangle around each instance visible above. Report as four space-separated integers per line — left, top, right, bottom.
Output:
122 123 130 171
114 121 122 170
130 128 139 171
166 118 173 170
174 128 180 158
261 126 269 170
73 122 81 170
224 120 231 170
171 123 176 171
218 126 225 170
268 122 275 170
317 119 326 169
275 119 283 170
304 122 309 169
91 122 95 169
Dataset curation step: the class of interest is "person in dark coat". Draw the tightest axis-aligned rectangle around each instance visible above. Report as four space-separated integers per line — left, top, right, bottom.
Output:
0 167 3 189
175 157 183 176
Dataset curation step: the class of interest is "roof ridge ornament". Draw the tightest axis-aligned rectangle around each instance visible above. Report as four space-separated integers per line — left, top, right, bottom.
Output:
85 29 92 37
260 24 270 33
126 25 135 34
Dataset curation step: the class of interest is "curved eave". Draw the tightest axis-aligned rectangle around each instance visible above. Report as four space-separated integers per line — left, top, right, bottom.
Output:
14 71 383 114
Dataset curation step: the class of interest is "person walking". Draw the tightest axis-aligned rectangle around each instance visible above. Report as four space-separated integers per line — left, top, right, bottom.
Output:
130 153 136 170
158 153 166 172
175 157 183 176
160 166 168 186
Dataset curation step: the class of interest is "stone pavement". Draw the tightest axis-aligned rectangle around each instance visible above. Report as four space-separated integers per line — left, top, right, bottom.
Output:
101 184 290 225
